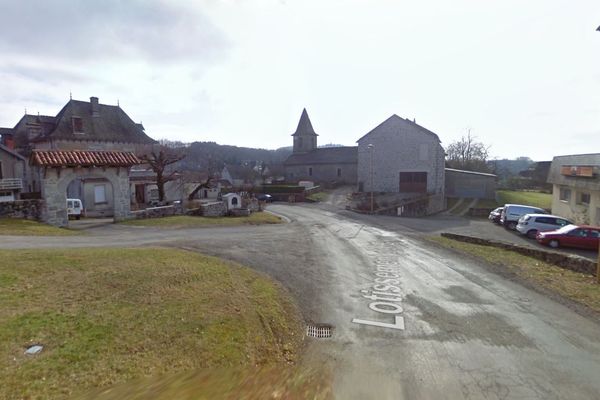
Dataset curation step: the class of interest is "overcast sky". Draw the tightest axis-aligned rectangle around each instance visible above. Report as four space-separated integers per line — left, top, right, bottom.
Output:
1 0 599 160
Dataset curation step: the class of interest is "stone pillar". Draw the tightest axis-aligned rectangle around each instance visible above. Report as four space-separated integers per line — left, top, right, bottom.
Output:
40 169 69 227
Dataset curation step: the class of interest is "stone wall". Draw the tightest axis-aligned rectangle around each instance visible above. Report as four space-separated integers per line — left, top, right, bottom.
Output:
187 201 227 217
130 203 183 219
285 163 357 184
440 233 596 275
0 199 44 220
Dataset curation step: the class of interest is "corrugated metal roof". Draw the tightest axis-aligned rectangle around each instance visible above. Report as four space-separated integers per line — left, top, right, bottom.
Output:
31 149 140 167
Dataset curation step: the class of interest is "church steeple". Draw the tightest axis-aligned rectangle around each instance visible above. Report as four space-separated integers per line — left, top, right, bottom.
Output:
292 108 318 153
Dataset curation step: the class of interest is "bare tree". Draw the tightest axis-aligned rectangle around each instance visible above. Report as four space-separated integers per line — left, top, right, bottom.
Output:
139 146 186 202
187 155 216 201
446 130 491 172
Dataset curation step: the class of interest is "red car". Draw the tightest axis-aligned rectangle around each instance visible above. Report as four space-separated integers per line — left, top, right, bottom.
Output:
536 224 600 250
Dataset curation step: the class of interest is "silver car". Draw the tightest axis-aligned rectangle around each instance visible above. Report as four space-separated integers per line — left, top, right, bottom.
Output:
516 214 572 239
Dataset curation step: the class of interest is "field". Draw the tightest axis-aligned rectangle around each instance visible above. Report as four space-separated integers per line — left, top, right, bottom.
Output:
496 190 553 210
0 247 304 399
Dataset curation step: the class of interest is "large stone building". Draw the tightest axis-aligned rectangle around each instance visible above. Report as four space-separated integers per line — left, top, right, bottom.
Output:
547 153 600 225
0 96 159 225
284 109 358 184
356 115 446 214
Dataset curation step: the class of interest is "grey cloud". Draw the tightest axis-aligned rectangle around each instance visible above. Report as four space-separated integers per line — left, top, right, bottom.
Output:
0 64 91 84
0 0 229 63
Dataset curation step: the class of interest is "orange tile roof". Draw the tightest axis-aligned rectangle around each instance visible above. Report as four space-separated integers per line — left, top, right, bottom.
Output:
31 149 140 167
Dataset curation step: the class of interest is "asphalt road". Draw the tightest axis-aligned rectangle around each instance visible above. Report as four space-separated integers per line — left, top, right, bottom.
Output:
2 205 600 399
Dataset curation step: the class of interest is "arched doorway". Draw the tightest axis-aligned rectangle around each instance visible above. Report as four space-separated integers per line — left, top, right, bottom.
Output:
31 149 140 227
65 173 116 225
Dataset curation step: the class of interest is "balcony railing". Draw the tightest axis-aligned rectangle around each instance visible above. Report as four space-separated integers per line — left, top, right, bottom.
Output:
0 178 23 190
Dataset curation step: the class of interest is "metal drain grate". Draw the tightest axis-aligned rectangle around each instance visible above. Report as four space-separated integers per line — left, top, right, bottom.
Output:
306 324 333 338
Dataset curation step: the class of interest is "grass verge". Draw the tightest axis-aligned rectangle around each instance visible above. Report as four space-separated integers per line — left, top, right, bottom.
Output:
429 236 600 313
496 190 552 209
307 191 330 202
0 218 77 236
120 212 282 228
0 247 305 399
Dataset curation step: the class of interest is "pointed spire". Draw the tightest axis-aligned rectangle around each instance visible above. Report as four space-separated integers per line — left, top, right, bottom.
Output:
292 108 318 137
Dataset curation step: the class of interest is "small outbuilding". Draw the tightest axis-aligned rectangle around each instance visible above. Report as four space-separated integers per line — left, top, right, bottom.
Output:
444 168 497 199
222 193 242 211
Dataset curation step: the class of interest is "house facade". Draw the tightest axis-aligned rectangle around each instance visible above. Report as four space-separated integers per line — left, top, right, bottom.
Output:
0 96 157 219
547 154 600 225
283 109 358 184
356 115 446 214
0 143 26 202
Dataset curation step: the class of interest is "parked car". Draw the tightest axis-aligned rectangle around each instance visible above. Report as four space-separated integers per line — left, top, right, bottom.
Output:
500 204 547 230
488 207 504 224
536 225 600 250
516 214 572 239
256 193 273 202
67 198 84 220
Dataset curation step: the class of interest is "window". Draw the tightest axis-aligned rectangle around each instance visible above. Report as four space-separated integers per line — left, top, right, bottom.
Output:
337 168 342 177
559 188 571 202
0 162 3 179
567 228 587 237
308 167 313 176
94 184 106 204
579 192 590 205
589 230 599 239
399 172 427 193
72 117 84 133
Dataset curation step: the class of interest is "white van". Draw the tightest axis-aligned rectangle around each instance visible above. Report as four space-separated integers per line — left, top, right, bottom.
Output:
500 204 547 230
67 198 84 220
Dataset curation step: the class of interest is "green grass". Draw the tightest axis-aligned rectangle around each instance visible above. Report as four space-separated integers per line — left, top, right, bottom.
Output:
307 191 330 202
430 236 600 313
0 248 304 399
120 212 282 228
0 218 77 236
496 190 552 209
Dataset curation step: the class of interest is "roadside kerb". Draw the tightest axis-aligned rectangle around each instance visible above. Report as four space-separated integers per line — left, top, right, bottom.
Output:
440 232 597 276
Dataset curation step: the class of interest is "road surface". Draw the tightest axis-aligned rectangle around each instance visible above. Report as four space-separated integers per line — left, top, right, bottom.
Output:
2 204 600 399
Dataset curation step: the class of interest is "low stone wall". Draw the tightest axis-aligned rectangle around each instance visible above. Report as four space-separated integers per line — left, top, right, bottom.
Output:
0 199 44 220
440 232 597 276
130 203 183 219
187 201 227 217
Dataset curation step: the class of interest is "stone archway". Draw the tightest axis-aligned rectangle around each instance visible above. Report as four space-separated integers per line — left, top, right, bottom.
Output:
41 167 132 227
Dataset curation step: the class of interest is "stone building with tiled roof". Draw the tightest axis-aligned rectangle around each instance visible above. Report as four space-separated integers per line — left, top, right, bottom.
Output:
0 96 161 225
283 109 358 184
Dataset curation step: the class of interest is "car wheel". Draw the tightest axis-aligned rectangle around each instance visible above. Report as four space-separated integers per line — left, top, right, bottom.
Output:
549 239 560 248
507 221 517 230
526 230 537 239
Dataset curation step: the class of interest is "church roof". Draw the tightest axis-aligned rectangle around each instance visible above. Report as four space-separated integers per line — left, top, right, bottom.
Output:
284 146 357 166
291 108 318 137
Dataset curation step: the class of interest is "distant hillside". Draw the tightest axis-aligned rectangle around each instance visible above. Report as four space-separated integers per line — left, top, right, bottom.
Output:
175 141 293 172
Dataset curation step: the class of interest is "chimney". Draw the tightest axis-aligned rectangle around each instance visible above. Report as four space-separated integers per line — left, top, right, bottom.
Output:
90 96 99 117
